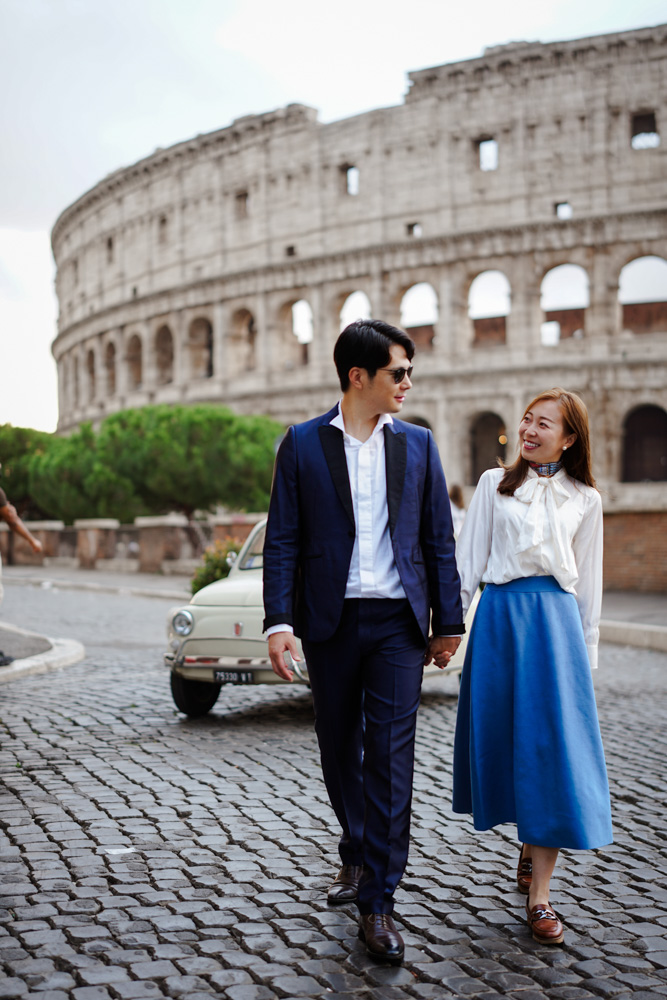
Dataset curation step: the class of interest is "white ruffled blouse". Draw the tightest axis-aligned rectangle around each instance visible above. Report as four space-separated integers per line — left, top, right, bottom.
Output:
456 466 603 669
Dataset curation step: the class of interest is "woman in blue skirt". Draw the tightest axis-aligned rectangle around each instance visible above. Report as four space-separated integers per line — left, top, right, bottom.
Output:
452 387 612 946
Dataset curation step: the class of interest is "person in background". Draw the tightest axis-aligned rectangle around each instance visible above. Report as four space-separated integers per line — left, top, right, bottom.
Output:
451 387 612 947
0 485 43 665
448 483 466 539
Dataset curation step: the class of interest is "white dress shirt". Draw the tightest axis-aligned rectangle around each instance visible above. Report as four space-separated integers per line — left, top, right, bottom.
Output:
456 466 603 669
329 405 406 600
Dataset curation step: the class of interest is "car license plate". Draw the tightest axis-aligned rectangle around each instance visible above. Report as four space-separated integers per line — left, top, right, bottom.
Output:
214 669 254 684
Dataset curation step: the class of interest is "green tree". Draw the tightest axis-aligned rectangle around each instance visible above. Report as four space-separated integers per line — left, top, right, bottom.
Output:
97 404 283 517
8 405 282 526
27 423 144 524
0 424 53 516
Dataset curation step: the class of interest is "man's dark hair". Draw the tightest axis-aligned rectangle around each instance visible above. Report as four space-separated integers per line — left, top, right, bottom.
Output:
333 319 415 391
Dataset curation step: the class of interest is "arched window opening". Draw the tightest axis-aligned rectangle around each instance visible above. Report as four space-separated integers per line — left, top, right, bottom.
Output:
468 271 511 346
630 111 660 150
402 415 433 430
400 283 438 351
230 309 257 373
155 325 174 385
72 355 80 407
292 299 313 366
540 264 589 345
126 334 143 390
86 349 96 403
619 256 667 334
188 318 213 378
339 291 372 331
622 405 667 482
470 411 507 484
105 343 116 396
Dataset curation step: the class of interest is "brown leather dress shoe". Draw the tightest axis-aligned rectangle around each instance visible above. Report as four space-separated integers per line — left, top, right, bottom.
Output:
525 900 564 945
358 913 405 963
327 864 364 904
517 843 532 895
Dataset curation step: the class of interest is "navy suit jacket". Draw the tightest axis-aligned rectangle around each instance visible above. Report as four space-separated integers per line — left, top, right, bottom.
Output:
262 405 464 644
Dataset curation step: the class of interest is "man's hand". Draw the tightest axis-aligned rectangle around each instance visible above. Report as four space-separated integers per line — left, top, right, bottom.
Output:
267 631 301 682
425 635 461 669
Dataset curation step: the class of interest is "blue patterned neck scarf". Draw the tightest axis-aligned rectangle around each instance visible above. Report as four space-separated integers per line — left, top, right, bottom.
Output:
528 459 564 477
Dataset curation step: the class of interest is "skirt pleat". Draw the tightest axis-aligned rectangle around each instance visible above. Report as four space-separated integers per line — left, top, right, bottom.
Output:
452 576 613 850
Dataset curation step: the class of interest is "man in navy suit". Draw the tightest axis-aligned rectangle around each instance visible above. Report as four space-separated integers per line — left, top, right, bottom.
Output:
263 320 463 962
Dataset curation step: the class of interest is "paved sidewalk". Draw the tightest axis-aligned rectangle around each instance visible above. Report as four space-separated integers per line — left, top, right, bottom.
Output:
2 564 192 602
0 620 85 684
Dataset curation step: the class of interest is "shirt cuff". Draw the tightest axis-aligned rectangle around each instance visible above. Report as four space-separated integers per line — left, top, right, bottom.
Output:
586 643 598 670
265 624 294 638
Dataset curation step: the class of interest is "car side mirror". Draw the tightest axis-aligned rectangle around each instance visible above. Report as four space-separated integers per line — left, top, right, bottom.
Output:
226 551 238 568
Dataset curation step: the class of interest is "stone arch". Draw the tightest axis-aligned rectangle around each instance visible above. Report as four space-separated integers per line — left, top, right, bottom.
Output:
229 308 256 374
188 317 214 378
274 299 311 369
540 264 590 345
126 333 143 389
400 282 438 351
339 290 372 331
86 348 96 403
468 271 511 346
402 414 433 430
622 404 667 482
470 411 507 484
155 325 174 384
618 255 667 334
67 353 79 408
104 341 117 396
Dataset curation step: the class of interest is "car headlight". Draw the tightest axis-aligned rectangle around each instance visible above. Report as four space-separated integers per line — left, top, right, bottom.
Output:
172 610 194 636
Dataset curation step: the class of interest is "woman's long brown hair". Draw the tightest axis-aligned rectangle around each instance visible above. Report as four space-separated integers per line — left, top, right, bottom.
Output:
498 387 597 496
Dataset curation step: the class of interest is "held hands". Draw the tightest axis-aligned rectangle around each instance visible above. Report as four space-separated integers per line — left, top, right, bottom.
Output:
267 631 301 682
425 634 461 669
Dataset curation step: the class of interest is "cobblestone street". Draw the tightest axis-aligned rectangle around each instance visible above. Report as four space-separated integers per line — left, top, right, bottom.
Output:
1 582 666 999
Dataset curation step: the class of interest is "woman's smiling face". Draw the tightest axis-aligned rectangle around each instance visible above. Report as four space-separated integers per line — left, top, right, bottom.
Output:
519 399 576 465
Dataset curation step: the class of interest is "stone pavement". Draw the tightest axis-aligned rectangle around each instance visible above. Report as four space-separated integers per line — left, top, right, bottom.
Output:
0 578 666 999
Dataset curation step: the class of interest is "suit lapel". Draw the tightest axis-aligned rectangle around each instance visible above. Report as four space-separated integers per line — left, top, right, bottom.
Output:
319 424 355 527
384 424 406 537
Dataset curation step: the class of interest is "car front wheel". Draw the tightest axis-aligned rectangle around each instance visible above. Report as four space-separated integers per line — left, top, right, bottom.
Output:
170 673 222 717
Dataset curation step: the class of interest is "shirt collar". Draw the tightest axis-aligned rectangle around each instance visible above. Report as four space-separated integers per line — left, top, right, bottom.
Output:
330 401 393 441
526 466 569 483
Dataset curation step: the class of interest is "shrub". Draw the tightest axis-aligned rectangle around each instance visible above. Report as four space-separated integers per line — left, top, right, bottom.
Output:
191 539 239 595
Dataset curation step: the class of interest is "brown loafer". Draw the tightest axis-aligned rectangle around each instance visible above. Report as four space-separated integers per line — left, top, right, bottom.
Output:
526 900 564 945
517 843 532 895
327 864 364 904
358 912 404 963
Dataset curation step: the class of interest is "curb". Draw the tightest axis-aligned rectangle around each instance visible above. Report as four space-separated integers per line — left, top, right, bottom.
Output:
0 621 86 684
599 618 667 654
3 575 190 602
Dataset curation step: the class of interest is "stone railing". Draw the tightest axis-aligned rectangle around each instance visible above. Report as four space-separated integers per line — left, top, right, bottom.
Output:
1 498 665 591
0 513 265 576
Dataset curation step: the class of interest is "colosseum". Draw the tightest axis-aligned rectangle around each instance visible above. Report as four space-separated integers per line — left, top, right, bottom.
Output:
51 23 667 585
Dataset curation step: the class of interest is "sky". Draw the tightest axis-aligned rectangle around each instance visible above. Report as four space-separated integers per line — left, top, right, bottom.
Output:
1 0 665 432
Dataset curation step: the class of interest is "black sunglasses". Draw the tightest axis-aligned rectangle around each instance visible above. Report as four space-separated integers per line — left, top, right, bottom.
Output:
378 365 413 384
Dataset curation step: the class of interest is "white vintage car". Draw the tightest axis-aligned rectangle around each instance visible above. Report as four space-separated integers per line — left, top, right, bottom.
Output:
165 518 474 716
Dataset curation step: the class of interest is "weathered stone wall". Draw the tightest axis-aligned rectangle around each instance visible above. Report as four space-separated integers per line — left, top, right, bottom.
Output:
51 24 667 501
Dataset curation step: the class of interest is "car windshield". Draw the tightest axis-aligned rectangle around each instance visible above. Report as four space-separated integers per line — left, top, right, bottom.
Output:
238 524 266 570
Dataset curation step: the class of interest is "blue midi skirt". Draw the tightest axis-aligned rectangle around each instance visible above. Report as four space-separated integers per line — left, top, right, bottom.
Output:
452 577 612 850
